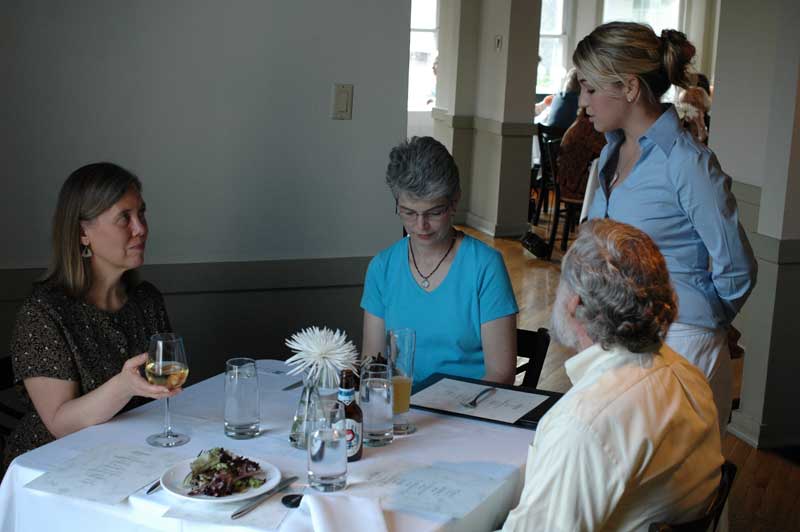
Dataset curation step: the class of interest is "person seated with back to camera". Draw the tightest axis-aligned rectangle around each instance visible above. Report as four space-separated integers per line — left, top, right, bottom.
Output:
2 163 179 474
675 84 712 144
556 106 607 204
540 68 581 130
360 136 519 388
501 219 723 532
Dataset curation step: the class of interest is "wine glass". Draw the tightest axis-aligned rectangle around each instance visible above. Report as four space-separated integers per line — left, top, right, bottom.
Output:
145 333 190 447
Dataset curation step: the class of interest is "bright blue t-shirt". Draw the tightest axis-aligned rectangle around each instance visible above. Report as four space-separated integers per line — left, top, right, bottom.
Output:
360 234 518 386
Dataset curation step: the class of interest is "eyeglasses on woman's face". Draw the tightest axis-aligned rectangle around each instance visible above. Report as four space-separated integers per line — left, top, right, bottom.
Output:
395 202 451 224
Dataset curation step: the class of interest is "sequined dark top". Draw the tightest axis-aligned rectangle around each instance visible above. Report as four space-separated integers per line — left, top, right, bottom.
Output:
3 281 171 469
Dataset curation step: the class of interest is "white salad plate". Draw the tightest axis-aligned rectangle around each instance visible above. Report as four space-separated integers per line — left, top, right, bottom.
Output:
160 457 281 503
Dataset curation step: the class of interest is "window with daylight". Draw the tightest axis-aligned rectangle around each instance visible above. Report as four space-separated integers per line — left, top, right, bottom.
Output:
408 0 438 111
537 0 568 95
602 0 682 36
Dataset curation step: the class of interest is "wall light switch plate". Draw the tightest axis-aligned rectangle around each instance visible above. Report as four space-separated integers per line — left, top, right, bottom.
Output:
331 83 353 120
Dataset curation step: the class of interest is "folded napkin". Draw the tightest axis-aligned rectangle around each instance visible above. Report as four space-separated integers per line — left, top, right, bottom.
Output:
301 493 388 532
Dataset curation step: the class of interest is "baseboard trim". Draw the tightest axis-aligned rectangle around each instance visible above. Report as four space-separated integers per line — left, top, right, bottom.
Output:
728 410 761 447
728 410 800 448
493 223 530 238
464 213 528 239
465 212 497 236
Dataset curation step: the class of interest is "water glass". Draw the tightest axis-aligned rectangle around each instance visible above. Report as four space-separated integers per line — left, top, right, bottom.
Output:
224 358 260 439
307 400 347 491
359 363 393 447
387 328 416 435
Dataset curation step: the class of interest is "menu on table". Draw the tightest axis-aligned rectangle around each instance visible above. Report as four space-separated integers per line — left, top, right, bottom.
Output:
25 445 188 505
411 378 550 424
345 460 515 519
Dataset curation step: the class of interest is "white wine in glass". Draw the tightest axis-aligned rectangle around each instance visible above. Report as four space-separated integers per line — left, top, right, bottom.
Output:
146 333 190 447
145 361 189 390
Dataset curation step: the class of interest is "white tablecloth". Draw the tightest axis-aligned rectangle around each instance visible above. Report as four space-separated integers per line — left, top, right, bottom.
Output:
0 359 535 532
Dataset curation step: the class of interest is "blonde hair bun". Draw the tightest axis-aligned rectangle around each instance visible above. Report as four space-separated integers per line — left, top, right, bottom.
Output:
660 29 697 89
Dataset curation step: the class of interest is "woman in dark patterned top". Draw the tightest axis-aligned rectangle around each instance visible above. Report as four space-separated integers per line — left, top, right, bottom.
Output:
3 163 180 471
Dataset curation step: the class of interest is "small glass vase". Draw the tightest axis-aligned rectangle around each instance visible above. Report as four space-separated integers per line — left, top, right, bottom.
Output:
289 374 323 449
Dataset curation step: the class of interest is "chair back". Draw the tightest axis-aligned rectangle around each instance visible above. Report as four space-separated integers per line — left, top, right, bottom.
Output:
0 356 24 437
648 460 737 532
536 125 566 184
515 328 550 389
544 137 563 186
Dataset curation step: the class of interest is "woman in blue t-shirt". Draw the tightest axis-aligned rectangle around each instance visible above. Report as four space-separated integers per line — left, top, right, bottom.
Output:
361 137 519 386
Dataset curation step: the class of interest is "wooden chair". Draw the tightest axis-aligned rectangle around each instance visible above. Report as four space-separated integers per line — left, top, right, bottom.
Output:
1 356 24 476
515 328 550 389
531 125 566 226
543 137 584 259
0 356 23 437
648 461 737 532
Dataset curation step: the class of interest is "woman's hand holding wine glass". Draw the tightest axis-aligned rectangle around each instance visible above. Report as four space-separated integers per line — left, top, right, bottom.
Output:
117 353 183 400
145 333 191 447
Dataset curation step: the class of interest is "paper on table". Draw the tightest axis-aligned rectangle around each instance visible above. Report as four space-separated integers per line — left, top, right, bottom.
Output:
411 378 549 423
162 496 290 530
24 445 187 505
349 462 504 519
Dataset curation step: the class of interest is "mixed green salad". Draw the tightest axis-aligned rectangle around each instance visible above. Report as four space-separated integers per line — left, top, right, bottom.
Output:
183 448 266 497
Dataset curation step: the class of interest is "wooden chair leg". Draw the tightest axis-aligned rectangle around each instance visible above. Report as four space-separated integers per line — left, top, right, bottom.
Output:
534 186 546 226
547 196 561 260
528 167 539 223
561 206 572 252
542 183 550 215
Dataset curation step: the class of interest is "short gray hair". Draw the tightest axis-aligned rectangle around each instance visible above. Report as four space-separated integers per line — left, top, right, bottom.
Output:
561 219 676 353
385 136 461 202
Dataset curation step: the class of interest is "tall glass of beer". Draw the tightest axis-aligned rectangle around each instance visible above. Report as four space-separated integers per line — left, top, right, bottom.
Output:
387 328 416 435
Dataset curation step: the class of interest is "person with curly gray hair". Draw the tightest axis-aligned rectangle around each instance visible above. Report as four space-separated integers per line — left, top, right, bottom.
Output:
502 219 723 531
360 136 518 386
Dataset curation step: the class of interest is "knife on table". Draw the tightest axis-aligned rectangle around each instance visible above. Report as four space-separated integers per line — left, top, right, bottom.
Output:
231 475 298 520
146 479 161 494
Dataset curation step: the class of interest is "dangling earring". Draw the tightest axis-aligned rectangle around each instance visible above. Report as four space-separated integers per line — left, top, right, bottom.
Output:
81 245 93 258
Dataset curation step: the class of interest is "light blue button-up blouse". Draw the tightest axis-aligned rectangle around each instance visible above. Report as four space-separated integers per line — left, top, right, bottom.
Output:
586 106 757 329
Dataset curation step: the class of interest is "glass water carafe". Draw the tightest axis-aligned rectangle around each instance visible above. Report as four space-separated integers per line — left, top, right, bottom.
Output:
289 374 323 449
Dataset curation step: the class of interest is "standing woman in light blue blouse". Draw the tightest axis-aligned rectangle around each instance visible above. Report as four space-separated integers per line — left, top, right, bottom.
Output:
361 137 519 387
574 22 757 430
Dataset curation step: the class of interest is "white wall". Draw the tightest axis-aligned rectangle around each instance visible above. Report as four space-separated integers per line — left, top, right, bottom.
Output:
407 111 435 138
474 0 511 121
504 0 540 122
0 0 410 268
709 6 775 190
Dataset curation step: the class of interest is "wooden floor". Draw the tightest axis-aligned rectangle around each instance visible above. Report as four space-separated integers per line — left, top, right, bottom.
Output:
459 219 800 532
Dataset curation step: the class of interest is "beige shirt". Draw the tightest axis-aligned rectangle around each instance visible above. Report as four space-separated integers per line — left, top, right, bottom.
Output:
501 343 723 532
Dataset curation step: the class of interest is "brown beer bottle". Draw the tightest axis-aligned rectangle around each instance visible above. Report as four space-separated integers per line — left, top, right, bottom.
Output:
338 369 363 462
373 351 388 366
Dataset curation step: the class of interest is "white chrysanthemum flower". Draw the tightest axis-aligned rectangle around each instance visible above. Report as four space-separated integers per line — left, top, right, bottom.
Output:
284 327 359 385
